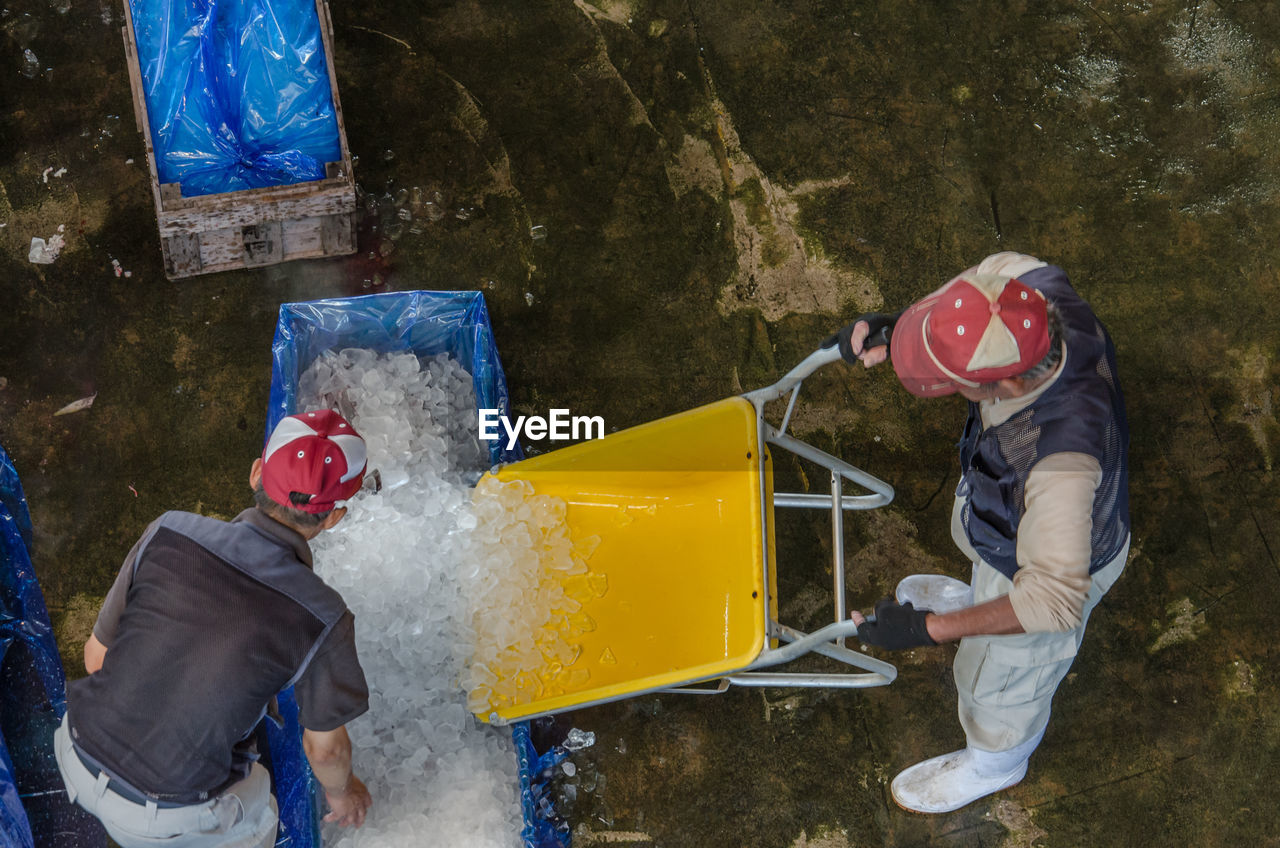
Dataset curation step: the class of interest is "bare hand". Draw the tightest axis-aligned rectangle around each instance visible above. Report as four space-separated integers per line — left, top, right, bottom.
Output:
323 776 372 828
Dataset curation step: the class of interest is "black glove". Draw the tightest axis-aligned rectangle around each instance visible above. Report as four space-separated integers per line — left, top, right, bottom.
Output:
855 597 937 650
822 311 902 365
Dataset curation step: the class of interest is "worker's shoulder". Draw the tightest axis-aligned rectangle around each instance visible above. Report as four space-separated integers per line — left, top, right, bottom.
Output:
1018 262 1074 296
149 509 303 571
151 508 232 526
153 509 350 617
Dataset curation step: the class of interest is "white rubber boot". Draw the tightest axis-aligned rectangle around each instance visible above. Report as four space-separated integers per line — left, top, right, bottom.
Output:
890 727 1044 814
895 574 973 614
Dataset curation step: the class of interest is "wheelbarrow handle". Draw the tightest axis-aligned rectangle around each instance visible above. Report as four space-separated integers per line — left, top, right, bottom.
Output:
745 345 841 405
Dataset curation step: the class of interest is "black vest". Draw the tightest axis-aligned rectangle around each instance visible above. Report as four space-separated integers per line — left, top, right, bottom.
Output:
956 265 1130 580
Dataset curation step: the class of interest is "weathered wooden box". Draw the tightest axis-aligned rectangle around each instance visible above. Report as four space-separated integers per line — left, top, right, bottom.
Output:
121 0 357 280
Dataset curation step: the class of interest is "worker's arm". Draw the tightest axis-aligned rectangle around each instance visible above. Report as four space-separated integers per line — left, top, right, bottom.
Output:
1003 453 1100 631
302 726 371 827
927 455 1098 639
922 595 1023 642
850 597 1022 647
853 452 1101 647
295 611 371 827
84 634 108 674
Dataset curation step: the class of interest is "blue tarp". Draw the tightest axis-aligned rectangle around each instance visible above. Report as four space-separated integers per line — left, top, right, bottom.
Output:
265 291 573 848
0 445 105 848
513 722 573 848
128 0 342 197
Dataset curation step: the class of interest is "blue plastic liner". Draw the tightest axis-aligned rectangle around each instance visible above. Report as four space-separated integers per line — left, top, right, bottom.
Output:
267 291 518 450
513 723 573 848
0 445 105 847
0 727 34 848
264 291 574 848
128 0 342 197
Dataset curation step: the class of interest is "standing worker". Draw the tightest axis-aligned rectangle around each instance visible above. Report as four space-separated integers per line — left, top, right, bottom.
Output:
836 252 1130 813
54 410 375 846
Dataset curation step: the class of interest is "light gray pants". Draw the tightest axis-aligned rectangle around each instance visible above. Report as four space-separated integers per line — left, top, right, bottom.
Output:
952 541 1129 753
54 714 279 848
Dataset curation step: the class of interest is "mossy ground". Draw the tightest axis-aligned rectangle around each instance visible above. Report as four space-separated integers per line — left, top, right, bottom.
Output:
2 1 1277 845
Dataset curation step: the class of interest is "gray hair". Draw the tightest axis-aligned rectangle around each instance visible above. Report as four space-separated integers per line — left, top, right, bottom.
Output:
977 301 1065 390
252 482 333 531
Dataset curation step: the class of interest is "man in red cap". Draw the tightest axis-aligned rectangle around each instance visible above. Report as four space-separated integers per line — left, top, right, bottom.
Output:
834 252 1130 813
54 410 374 847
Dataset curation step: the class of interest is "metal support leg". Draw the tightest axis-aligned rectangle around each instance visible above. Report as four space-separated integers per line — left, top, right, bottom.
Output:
831 470 846 648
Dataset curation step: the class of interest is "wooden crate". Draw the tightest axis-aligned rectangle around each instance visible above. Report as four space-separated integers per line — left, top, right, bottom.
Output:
121 0 357 279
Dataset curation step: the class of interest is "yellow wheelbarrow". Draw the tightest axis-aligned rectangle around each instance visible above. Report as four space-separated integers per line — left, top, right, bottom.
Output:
474 346 896 726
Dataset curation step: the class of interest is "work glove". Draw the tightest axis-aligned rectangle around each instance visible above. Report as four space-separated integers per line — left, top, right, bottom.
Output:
855 597 937 650
822 311 902 365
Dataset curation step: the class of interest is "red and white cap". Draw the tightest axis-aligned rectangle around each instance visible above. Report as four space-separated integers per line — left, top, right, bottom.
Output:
261 410 366 513
891 273 1050 397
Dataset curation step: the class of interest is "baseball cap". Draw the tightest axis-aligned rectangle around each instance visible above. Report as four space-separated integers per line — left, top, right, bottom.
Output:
890 273 1050 397
261 410 367 513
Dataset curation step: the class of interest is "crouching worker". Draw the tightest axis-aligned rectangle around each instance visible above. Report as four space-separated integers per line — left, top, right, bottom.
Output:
836 252 1130 814
55 411 375 846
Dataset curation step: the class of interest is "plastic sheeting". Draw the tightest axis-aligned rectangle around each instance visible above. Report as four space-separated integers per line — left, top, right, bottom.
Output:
267 291 518 460
0 444 105 847
0 733 33 848
128 0 342 197
513 722 573 848
265 290 551 847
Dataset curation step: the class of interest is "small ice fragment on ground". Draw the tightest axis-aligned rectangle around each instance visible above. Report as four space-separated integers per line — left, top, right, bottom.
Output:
563 729 596 751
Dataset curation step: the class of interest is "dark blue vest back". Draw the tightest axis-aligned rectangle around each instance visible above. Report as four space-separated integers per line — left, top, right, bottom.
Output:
956 265 1130 580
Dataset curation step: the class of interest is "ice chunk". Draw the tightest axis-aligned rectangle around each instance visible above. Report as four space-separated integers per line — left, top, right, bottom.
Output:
563 729 595 751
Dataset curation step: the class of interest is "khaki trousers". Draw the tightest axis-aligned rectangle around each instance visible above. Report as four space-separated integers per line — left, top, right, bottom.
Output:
950 497 1129 752
54 714 278 848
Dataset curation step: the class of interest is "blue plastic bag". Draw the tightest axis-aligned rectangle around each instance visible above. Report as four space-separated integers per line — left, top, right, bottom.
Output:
264 291 539 847
266 291 519 465
0 444 105 847
128 0 341 197
0 678 35 848
513 723 573 848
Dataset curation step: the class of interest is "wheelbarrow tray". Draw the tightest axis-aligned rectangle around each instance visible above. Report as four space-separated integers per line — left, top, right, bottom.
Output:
479 397 777 724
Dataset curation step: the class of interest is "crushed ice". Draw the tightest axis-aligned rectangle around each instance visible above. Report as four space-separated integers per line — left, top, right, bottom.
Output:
298 349 603 846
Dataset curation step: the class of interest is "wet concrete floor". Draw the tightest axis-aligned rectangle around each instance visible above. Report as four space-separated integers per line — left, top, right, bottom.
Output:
3 0 1279 845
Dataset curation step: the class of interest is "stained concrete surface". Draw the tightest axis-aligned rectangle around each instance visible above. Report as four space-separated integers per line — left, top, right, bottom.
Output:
2 0 1279 846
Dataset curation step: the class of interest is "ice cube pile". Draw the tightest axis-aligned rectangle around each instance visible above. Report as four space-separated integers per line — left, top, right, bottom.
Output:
460 476 606 717
297 348 601 847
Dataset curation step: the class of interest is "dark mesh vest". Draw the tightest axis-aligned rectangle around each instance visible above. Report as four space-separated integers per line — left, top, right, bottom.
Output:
67 511 350 800
956 264 1130 581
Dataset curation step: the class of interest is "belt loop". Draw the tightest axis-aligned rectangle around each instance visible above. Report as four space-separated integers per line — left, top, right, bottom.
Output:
94 770 110 800
146 799 158 822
